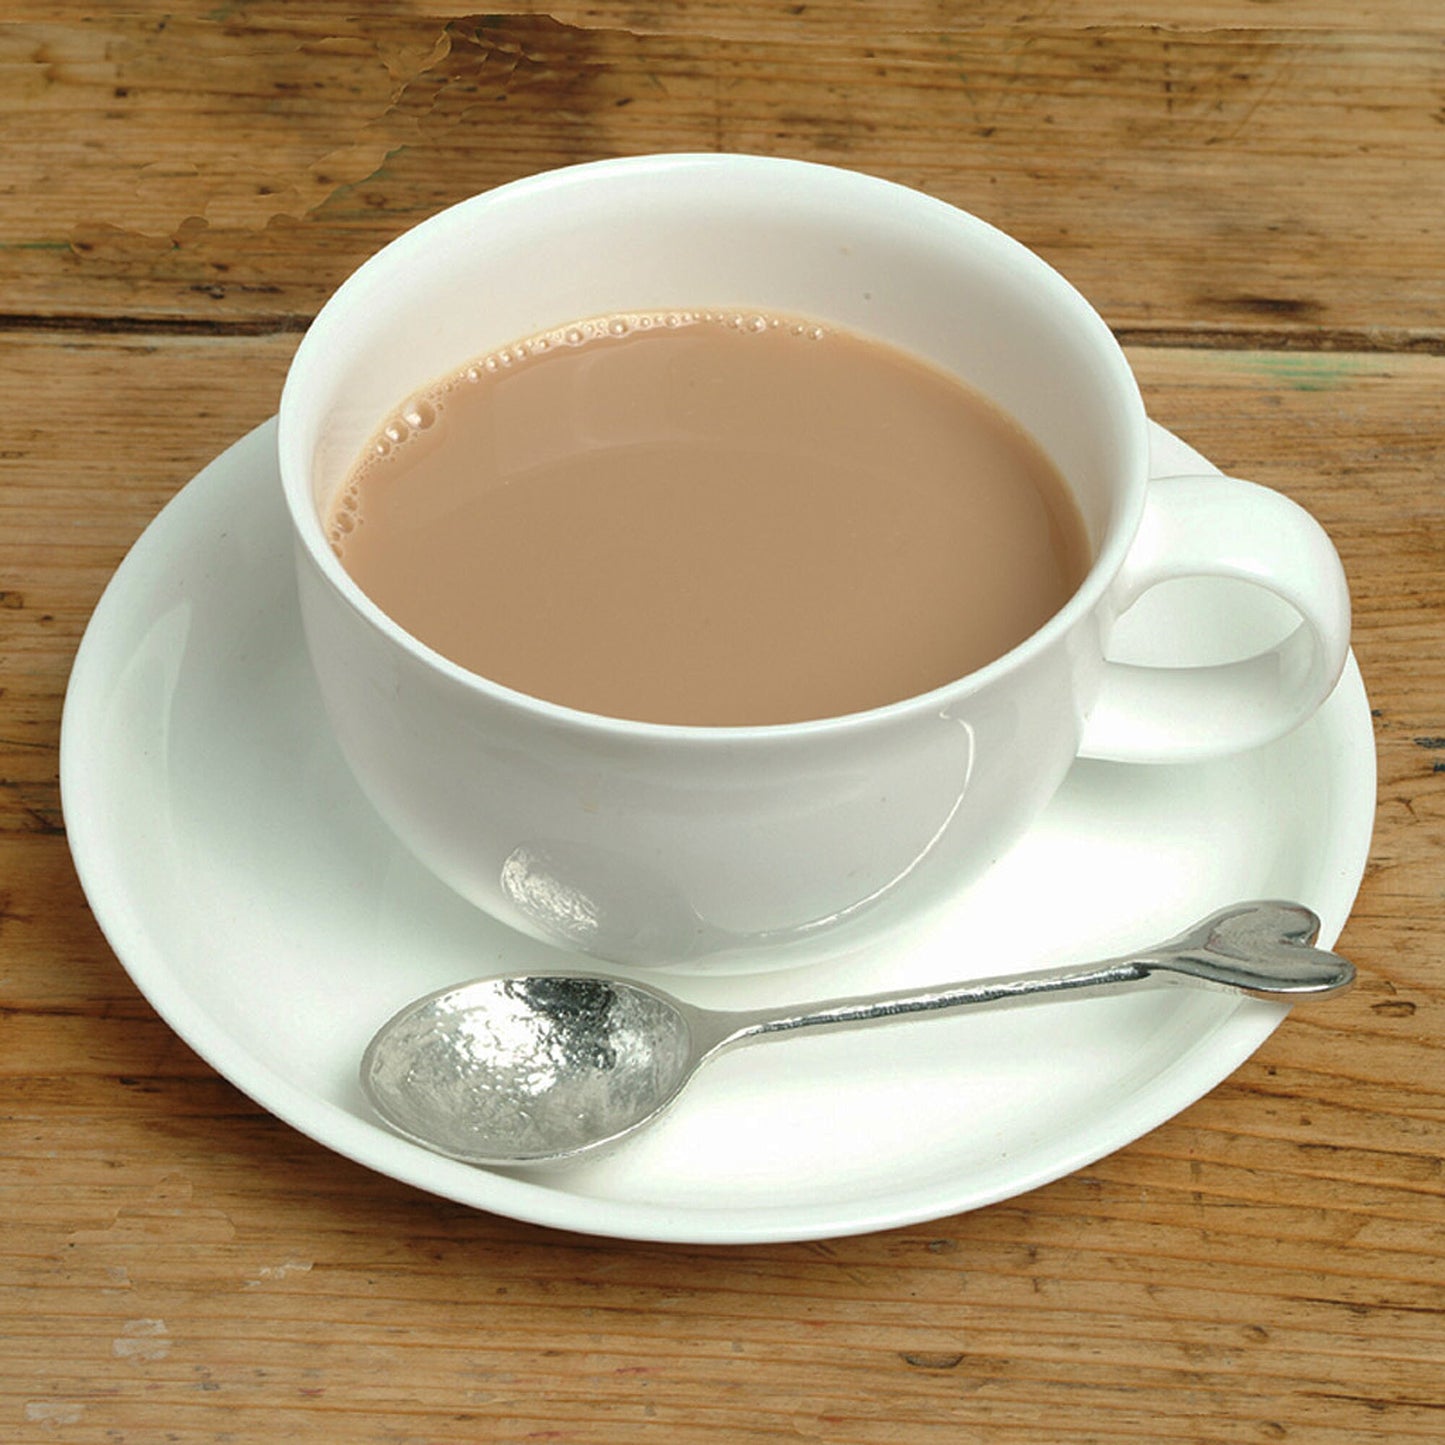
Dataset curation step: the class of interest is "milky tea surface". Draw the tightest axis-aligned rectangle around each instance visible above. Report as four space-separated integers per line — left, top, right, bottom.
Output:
329 311 1090 726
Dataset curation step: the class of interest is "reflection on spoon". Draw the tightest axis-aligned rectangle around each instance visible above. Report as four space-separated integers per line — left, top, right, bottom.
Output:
360 901 1354 1168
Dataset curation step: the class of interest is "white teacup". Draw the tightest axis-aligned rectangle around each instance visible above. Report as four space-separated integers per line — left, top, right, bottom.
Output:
278 154 1350 970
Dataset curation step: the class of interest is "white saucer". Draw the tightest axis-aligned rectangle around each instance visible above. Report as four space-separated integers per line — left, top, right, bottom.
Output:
61 419 1375 1245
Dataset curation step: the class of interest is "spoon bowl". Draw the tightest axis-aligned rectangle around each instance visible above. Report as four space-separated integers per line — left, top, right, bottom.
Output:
361 974 700 1163
361 901 1355 1167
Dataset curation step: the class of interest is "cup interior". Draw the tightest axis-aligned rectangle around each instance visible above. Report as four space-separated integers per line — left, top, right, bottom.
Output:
280 155 1147 680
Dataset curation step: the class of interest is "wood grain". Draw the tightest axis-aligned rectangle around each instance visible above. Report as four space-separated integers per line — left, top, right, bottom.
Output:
2 7 1443 1443
2 13 1442 340
14 2 1445 35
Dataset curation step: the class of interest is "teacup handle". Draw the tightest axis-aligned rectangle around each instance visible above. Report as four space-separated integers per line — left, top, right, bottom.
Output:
1079 474 1351 764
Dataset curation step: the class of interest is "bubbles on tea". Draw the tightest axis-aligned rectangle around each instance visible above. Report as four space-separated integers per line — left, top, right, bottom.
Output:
330 388 448 547
376 395 441 449
327 479 364 552
329 307 836 557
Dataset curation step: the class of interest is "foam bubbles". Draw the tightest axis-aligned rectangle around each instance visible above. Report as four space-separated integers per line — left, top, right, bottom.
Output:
330 307 832 555
326 478 365 552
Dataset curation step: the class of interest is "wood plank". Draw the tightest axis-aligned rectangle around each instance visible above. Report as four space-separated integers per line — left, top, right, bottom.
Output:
2 330 1442 1442
515 0 1445 35
1 15 1442 337
11 2 1445 36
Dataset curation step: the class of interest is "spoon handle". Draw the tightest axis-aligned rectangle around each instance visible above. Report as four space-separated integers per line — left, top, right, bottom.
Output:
711 901 1353 1048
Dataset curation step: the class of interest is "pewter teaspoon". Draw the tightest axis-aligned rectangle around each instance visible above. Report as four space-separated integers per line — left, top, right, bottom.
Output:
360 900 1353 1167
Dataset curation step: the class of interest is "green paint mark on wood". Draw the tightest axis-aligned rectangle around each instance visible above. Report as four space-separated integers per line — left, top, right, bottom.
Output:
1242 351 1369 392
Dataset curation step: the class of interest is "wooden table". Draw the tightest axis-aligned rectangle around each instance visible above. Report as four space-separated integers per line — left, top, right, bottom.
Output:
4 5 1442 1440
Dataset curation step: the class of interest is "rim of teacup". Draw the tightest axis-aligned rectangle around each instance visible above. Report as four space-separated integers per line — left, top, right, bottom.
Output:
278 152 1149 741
